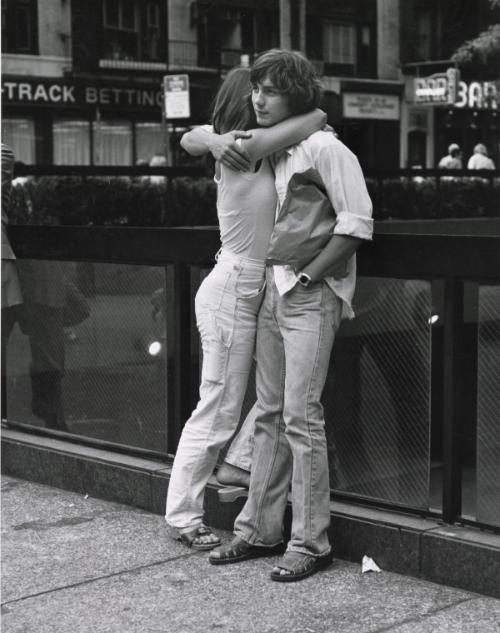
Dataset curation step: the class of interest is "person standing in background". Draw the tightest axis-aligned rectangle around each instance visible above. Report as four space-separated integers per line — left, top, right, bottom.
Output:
1 143 24 417
467 143 495 169
438 143 463 169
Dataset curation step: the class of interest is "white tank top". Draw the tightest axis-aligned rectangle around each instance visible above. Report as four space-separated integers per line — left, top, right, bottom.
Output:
215 157 277 260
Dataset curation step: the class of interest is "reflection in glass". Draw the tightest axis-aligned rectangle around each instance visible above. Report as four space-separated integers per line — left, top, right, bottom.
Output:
325 277 432 508
476 285 500 527
4 261 169 454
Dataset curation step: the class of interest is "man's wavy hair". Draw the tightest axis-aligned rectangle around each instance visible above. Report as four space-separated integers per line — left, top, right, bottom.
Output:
250 49 323 114
211 67 256 134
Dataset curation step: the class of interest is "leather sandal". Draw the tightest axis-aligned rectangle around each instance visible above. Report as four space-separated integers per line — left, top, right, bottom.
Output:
270 550 333 582
176 525 220 551
209 536 283 565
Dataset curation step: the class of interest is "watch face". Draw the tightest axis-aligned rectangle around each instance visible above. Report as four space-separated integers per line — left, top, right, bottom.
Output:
298 273 311 286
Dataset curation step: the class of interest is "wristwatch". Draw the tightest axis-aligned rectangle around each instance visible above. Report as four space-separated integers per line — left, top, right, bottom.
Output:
297 272 313 287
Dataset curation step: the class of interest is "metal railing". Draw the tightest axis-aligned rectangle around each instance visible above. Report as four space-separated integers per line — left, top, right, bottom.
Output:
3 221 500 531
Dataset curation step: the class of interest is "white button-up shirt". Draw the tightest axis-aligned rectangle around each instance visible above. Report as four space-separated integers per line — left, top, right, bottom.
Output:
271 130 373 319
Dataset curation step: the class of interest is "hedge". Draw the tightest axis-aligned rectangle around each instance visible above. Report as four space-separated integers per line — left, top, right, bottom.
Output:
9 176 218 227
366 176 500 221
8 175 500 226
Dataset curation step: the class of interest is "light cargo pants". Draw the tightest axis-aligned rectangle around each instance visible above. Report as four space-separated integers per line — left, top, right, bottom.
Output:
165 250 265 531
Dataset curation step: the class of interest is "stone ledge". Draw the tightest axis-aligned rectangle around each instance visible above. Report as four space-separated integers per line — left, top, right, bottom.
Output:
2 428 499 598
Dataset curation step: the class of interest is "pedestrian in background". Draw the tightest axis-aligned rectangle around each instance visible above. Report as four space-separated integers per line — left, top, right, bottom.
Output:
2 144 24 414
438 143 463 169
148 154 167 184
467 143 495 169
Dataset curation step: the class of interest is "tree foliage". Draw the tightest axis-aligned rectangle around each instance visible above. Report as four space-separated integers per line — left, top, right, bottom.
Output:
452 0 500 64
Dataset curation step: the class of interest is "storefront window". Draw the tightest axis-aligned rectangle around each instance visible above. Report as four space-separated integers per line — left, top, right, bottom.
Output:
93 120 132 165
135 122 164 163
1 117 35 164
53 119 91 165
324 23 355 65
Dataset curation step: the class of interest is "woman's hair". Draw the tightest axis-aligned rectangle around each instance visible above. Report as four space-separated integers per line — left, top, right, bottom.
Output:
211 67 257 134
250 49 323 115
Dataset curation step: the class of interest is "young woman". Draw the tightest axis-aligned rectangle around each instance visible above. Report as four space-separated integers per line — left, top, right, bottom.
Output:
165 67 326 550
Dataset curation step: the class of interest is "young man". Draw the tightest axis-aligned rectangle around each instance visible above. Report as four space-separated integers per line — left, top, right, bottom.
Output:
209 49 373 581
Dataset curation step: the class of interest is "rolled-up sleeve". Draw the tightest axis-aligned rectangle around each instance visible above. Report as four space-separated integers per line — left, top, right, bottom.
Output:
317 143 373 241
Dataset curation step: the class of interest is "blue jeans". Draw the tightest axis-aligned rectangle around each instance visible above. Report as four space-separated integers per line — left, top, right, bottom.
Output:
234 267 342 557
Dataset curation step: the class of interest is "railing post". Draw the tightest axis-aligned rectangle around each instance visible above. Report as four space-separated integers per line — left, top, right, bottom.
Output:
442 278 464 523
166 173 173 225
166 262 194 453
378 174 384 218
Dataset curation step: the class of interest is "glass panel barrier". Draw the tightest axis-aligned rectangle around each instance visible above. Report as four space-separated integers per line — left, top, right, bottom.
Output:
476 284 500 527
325 277 432 508
4 260 169 454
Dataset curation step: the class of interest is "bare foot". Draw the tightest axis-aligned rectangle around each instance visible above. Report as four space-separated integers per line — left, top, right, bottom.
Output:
216 462 250 488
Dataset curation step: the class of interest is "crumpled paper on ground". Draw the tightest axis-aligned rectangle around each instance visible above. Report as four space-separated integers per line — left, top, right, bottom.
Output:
362 555 382 573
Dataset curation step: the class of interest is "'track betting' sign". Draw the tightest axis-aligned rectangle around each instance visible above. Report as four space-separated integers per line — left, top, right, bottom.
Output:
1 78 163 109
413 69 498 109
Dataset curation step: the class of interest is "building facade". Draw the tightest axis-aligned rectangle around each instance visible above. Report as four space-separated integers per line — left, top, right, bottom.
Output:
2 0 498 168
400 0 500 168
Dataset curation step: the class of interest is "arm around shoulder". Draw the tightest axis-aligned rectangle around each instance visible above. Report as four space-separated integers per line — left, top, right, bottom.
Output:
240 109 327 162
181 127 252 171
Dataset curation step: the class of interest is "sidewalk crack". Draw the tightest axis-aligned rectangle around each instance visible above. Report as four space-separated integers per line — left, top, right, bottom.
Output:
1 552 193 608
369 596 478 632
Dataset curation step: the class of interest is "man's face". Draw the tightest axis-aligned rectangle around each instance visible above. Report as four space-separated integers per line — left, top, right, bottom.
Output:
251 75 293 127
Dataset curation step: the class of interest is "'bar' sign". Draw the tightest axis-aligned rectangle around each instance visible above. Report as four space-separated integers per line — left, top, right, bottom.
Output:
164 74 190 119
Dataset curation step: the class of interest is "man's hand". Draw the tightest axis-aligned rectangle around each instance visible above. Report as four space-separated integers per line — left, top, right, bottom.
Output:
207 131 253 171
301 235 362 283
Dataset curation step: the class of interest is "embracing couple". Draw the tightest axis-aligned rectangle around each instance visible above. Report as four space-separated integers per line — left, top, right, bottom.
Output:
165 49 373 582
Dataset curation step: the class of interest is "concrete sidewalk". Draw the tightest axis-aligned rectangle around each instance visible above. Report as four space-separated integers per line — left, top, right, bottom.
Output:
2 476 500 633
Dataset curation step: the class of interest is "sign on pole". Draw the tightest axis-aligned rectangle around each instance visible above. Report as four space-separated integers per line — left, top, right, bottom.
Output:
163 74 190 119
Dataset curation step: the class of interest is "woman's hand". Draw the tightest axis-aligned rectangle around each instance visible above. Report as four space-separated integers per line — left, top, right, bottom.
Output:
180 127 252 171
207 131 253 171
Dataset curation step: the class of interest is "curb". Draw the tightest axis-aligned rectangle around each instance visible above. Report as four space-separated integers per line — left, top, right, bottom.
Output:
2 428 499 598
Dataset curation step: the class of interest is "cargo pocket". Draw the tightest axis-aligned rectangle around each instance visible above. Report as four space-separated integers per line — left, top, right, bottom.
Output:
197 308 227 384
212 286 237 349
